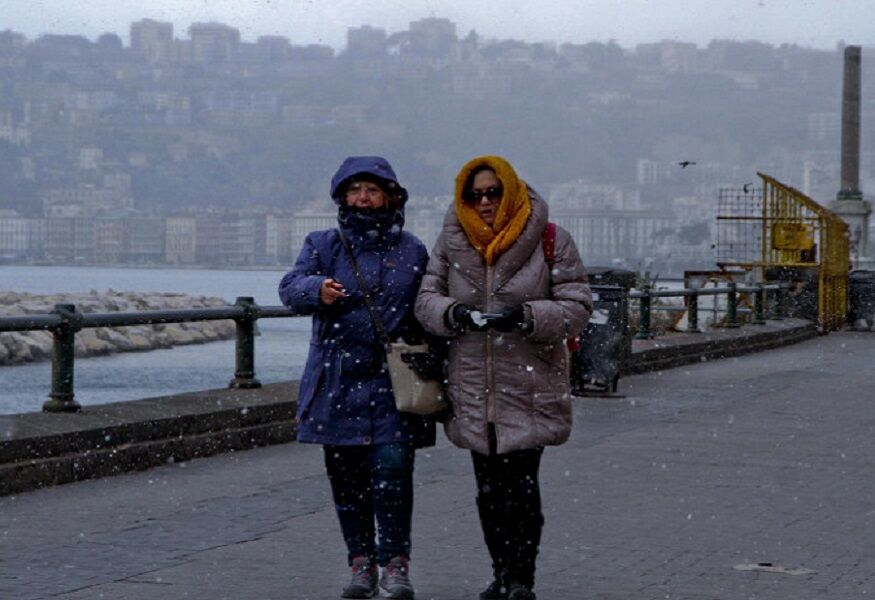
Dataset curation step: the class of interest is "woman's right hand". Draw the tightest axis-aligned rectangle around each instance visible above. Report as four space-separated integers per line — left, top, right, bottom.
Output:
448 303 488 332
320 278 348 305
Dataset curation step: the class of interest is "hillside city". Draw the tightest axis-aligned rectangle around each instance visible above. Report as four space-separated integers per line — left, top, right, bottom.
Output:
0 17 872 275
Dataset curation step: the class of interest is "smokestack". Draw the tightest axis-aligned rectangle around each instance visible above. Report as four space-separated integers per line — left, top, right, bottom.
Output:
830 44 871 267
838 45 862 200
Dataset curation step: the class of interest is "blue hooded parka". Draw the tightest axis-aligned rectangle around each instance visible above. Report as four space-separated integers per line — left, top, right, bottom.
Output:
278 157 435 447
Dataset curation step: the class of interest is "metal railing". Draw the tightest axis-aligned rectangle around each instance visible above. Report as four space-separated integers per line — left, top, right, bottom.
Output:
630 282 792 340
1 282 798 412
0 297 295 413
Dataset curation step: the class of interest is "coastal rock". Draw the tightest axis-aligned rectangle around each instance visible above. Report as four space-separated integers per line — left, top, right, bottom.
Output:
74 329 115 357
0 291 237 366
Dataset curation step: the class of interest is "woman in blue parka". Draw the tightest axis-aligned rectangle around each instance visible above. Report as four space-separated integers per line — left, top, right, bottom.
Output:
279 156 434 600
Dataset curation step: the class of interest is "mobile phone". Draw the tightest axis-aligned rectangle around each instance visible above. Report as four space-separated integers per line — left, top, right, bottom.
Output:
470 310 502 327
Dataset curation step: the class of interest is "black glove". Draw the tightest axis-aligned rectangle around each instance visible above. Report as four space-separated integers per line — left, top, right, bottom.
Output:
447 303 488 332
488 304 527 333
400 351 444 380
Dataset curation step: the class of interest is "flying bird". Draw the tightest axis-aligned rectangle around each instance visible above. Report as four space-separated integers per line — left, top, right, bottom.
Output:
743 182 753 193
678 161 696 168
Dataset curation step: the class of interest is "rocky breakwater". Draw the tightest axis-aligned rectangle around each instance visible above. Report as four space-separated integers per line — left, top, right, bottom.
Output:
0 291 236 365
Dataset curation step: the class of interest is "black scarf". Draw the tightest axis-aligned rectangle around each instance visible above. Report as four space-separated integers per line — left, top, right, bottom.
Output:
337 205 405 249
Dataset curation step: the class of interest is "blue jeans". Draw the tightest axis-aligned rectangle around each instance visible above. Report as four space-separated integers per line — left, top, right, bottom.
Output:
323 442 415 566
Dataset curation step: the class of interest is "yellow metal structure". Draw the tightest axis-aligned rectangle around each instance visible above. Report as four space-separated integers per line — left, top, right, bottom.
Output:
758 172 849 331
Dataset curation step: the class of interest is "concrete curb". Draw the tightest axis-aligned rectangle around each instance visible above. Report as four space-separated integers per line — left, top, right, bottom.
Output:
626 318 817 374
0 383 298 496
0 319 814 496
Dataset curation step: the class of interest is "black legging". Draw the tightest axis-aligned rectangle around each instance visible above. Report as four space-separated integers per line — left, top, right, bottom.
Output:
471 429 544 589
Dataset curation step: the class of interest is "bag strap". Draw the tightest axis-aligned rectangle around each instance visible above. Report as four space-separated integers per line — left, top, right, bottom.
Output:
337 229 392 353
542 221 557 269
542 222 579 350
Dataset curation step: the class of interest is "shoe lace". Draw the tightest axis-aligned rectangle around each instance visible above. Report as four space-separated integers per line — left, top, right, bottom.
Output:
351 557 376 578
384 557 410 581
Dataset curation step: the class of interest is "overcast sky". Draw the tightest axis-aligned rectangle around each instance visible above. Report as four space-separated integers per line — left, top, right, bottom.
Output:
2 0 873 51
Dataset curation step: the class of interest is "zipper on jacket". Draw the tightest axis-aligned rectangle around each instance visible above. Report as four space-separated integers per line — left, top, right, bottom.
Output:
485 265 496 424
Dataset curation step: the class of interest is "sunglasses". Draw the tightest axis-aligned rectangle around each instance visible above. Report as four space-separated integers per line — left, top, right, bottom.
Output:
464 186 503 203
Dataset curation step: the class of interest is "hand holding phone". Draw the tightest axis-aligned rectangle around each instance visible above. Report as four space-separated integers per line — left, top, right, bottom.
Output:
320 278 348 305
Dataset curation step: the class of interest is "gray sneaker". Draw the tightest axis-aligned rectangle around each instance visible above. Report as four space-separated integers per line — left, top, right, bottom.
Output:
379 556 414 599
342 556 378 599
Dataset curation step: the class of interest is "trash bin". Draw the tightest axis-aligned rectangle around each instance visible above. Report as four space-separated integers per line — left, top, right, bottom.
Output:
765 266 819 321
572 284 630 396
848 269 875 329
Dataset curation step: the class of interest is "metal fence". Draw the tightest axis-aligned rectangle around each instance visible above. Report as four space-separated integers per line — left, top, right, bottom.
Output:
630 282 792 339
716 172 849 332
0 297 295 413
0 283 797 413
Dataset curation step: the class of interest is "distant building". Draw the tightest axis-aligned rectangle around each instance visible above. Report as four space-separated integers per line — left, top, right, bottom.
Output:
290 211 335 256
0 214 43 258
0 109 30 146
256 35 291 62
94 218 125 263
0 30 27 52
281 104 367 128
123 217 165 263
204 90 279 127
807 112 840 142
165 216 197 264
549 181 642 211
42 183 134 218
43 218 98 262
345 26 388 58
637 159 665 185
407 18 457 59
265 215 296 265
189 22 240 64
130 19 174 63
195 214 223 265
636 40 699 74
405 196 451 251
288 44 334 61
220 213 258 266
78 147 103 170
449 61 522 98
553 208 676 267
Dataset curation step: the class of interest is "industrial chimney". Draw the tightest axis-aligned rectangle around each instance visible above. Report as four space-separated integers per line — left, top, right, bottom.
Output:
831 45 871 267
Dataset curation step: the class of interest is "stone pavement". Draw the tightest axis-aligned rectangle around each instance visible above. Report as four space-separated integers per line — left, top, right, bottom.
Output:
1 330 873 599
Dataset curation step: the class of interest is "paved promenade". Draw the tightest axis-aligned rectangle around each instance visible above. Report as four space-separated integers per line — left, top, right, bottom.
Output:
2 331 873 599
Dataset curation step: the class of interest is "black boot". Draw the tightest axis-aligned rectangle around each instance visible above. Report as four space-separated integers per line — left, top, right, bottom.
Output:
506 581 536 600
476 493 507 599
479 578 506 600
479 568 508 600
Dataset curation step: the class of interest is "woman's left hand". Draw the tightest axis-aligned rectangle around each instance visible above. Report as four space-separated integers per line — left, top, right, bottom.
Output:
489 304 527 332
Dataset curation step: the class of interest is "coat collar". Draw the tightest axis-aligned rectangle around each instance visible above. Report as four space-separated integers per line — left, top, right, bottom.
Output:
442 186 549 290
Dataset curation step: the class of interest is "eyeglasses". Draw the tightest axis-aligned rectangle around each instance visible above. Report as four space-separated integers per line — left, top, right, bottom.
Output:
346 182 384 199
464 186 503 203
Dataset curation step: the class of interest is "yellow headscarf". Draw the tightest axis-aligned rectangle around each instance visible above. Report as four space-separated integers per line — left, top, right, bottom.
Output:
454 155 532 265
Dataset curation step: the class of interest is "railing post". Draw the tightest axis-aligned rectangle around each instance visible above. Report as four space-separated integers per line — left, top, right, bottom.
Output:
687 289 701 333
229 296 262 389
772 284 785 320
43 303 82 413
726 282 740 328
635 285 654 340
753 283 766 325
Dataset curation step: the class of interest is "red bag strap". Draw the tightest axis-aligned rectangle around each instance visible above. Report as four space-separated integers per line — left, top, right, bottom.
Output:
542 222 557 268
